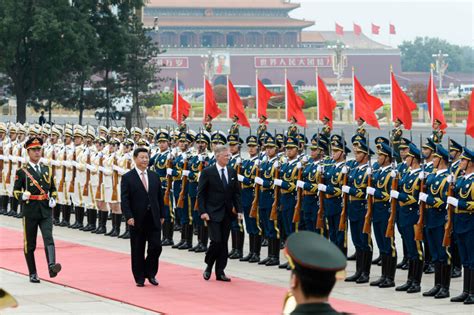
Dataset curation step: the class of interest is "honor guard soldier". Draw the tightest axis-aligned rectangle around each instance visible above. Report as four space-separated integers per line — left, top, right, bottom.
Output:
254 135 280 266
314 135 351 254
419 145 452 298
209 131 227 166
355 118 367 140
341 139 373 284
116 138 134 239
188 131 211 253
391 119 403 162
57 126 74 226
13 137 61 283
229 115 240 135
8 125 26 217
274 136 300 270
287 117 299 137
0 123 9 214
366 143 398 288
283 231 347 315
103 138 122 237
257 115 268 140
151 130 173 245
42 126 62 224
238 135 262 263
2 124 17 216
446 147 474 304
391 143 424 293
431 119 444 143
227 134 245 259
204 114 213 133
92 136 109 234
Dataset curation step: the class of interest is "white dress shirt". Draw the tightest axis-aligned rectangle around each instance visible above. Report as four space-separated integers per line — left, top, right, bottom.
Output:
216 163 228 183
135 167 148 190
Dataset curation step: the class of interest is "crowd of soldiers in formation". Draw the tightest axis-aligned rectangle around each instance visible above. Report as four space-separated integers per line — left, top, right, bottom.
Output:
0 118 473 305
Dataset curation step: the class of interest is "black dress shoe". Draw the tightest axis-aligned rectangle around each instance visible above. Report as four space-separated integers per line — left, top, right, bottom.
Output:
29 273 40 283
136 282 145 287
203 267 212 281
216 274 231 282
148 277 159 286
48 263 62 278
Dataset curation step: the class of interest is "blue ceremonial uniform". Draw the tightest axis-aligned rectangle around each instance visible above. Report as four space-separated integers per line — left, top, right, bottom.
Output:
152 150 172 223
229 154 244 234
240 156 259 235
258 156 279 239
300 159 318 232
453 173 474 269
279 158 299 236
170 152 191 226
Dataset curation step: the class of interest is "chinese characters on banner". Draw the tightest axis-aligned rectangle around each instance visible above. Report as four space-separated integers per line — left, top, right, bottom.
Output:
255 56 344 68
155 57 189 68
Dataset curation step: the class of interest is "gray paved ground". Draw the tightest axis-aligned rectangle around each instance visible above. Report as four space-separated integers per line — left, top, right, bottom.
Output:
0 215 471 314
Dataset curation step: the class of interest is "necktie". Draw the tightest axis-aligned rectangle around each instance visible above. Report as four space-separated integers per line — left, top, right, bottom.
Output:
36 165 41 175
221 168 228 187
141 172 148 192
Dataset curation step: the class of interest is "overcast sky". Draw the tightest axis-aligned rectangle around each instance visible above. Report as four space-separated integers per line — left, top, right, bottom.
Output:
292 0 473 47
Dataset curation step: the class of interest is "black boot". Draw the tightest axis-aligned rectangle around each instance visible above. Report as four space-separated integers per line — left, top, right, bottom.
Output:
249 234 262 263
372 255 382 265
110 214 121 237
451 268 470 302
258 237 272 265
345 251 362 282
261 238 268 247
435 263 451 299
228 230 237 258
464 268 474 304
195 225 208 253
119 223 130 239
105 213 117 236
7 197 18 216
53 205 61 226
161 221 174 246
24 251 40 283
15 202 24 218
407 259 423 293
240 234 254 262
396 259 414 291
93 211 107 234
230 231 244 259
83 209 97 232
172 225 186 248
423 262 442 296
45 245 62 278
451 243 462 278
59 205 71 227
265 238 280 266
0 196 8 215
370 254 387 286
189 224 200 252
379 255 397 288
356 250 372 284
71 207 85 229
178 224 193 250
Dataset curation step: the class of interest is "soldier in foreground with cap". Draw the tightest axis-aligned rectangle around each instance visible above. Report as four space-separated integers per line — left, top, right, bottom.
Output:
283 231 347 315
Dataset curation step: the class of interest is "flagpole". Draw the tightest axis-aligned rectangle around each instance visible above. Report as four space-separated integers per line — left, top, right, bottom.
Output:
203 74 206 120
352 67 355 124
430 64 434 127
389 65 393 129
227 75 230 119
176 72 179 125
316 67 320 124
255 70 259 121
285 68 288 122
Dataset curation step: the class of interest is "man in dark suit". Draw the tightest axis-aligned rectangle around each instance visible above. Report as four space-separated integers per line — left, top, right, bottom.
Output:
121 148 165 287
198 145 242 282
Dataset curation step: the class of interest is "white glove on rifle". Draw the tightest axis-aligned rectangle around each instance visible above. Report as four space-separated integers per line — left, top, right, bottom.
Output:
22 191 31 201
254 159 261 166
366 186 375 196
273 179 283 187
318 183 327 192
447 196 459 208
49 198 57 208
296 180 305 189
198 154 204 162
235 157 242 165
166 168 173 176
390 170 397 178
341 185 351 194
273 161 280 168
254 176 264 186
182 170 190 177
237 174 244 182
446 174 454 184
419 192 428 203
366 167 372 175
296 162 302 169
341 166 349 174
418 172 425 180
390 190 399 199
181 153 187 160
317 165 324 173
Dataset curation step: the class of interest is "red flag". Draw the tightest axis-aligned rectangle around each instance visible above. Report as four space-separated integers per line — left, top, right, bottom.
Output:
286 79 307 127
353 75 383 129
335 23 344 35
391 72 417 130
466 89 474 138
353 23 362 36
203 79 221 121
228 79 250 128
257 79 274 119
427 74 447 130
317 75 337 128
389 24 396 35
171 86 191 124
371 23 380 35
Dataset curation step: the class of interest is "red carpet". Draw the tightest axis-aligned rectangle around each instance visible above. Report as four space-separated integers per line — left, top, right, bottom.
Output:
0 227 406 314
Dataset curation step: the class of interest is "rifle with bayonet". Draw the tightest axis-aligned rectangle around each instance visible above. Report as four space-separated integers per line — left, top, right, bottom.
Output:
338 130 349 231
414 134 426 241
386 135 399 238
443 137 455 247
363 133 374 235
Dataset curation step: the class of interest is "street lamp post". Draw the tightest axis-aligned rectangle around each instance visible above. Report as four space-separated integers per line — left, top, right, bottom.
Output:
201 50 214 80
328 41 347 100
432 50 449 89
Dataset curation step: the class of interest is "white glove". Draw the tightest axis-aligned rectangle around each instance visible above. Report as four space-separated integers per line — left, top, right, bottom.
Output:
63 161 71 168
19 157 26 164
0 154 4 161
317 165 324 173
86 164 95 171
447 174 454 184
418 172 425 180
254 159 261 166
235 157 242 165
318 183 327 192
341 166 349 174
390 190 399 199
49 198 57 208
390 170 397 178
296 162 302 169
302 155 308 163
342 185 351 194
181 153 187 160
112 164 119 171
419 192 428 202
273 179 283 187
273 161 280 168
366 167 372 175
447 196 459 208
22 191 31 201
10 156 17 163
166 168 173 176
39 158 47 165
366 186 375 196
297 180 305 189
182 170 190 177
198 154 204 162
98 166 105 173
71 161 78 168
103 168 113 176
254 176 264 186
237 174 244 182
